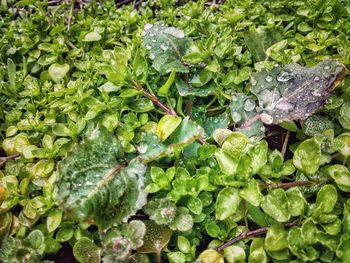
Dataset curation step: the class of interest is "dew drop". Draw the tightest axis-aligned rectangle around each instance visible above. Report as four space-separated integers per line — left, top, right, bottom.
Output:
149 53 155 60
145 45 152 50
314 76 320 81
144 24 153 31
231 95 238 101
277 71 294 82
150 33 155 37
138 143 148 154
160 43 168 51
324 65 331 70
250 76 257 86
152 39 156 43
260 113 273 124
265 75 273 82
244 99 255 111
311 90 322 97
232 112 242 122
163 27 185 38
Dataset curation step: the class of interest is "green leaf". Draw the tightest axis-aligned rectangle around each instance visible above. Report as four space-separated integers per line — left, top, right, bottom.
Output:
187 197 203 215
54 126 147 229
156 115 182 141
215 187 241 220
261 189 290 222
73 237 101 263
46 209 62 233
158 70 176 96
83 31 102 42
141 24 189 75
48 63 70 82
293 138 321 174
177 236 191 254
325 165 350 192
264 224 288 251
138 220 172 259
313 184 337 217
196 249 224 263
239 180 263 207
224 245 246 263
248 238 267 263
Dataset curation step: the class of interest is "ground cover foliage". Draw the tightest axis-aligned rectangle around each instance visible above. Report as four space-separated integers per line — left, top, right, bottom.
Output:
1 0 350 262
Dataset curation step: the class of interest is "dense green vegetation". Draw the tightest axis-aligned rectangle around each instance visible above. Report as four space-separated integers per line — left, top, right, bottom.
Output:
1 0 350 262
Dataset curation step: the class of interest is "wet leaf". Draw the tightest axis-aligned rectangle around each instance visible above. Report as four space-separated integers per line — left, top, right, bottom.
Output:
141 24 189 75
73 237 101 263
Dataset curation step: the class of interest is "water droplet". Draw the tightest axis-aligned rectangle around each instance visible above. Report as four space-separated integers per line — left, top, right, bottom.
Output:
260 113 273 124
324 65 330 70
152 39 156 43
250 76 257 86
311 90 322 97
260 126 265 131
144 24 153 31
231 95 238 101
244 99 255 111
141 31 147 37
232 112 242 122
314 76 320 81
149 53 155 60
265 75 273 82
145 45 151 50
163 27 185 38
277 71 294 82
138 143 148 154
150 33 155 37
160 43 168 51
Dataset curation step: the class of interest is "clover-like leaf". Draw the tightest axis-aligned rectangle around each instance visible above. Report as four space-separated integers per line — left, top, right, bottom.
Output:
138 220 173 262
141 24 189 75
215 187 241 220
101 220 146 263
264 224 288 251
195 249 224 263
156 115 182 141
73 237 101 263
48 63 70 82
325 165 350 192
293 138 321 174
261 189 290 222
54 126 147 229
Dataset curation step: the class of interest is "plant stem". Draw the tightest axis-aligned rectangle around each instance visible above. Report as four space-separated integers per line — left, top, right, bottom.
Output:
131 80 206 144
0 153 20 168
260 178 329 189
239 114 261 128
217 219 299 251
67 0 75 30
130 80 178 116
281 130 290 158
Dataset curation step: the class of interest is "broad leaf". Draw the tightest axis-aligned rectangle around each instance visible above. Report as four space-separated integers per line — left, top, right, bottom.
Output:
54 126 147 229
141 24 189 75
250 59 346 124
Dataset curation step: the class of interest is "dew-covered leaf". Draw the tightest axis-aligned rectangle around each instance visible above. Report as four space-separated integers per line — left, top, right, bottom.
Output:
138 220 172 258
261 189 290 222
54 126 147 229
251 59 346 124
293 138 321 175
215 187 241 220
141 24 189 75
73 237 101 263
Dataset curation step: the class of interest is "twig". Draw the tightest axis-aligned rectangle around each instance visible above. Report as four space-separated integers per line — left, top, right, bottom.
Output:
130 80 178 116
260 178 329 189
67 0 75 30
239 114 261 129
217 219 299 251
0 154 20 168
130 80 206 144
281 130 290 159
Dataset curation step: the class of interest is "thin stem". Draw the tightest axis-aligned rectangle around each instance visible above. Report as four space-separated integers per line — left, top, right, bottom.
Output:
239 114 261 128
130 80 178 116
156 251 161 263
217 219 299 251
260 178 329 189
0 153 20 168
281 130 290 159
67 0 75 31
